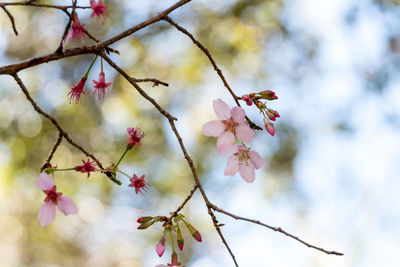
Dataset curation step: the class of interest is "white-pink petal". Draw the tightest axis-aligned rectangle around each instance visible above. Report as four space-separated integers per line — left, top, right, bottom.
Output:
38 201 56 227
235 124 254 143
224 155 239 176
216 131 235 153
239 163 255 183
231 106 246 124
248 150 264 169
36 172 54 191
57 196 78 215
213 99 231 120
201 120 225 137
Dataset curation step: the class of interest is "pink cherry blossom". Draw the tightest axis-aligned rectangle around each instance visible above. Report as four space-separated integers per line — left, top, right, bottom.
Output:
202 99 254 153
156 252 183 267
224 144 264 183
156 235 166 257
128 174 148 194
90 0 108 18
74 159 97 177
37 173 78 227
68 77 87 103
92 71 111 100
64 13 85 44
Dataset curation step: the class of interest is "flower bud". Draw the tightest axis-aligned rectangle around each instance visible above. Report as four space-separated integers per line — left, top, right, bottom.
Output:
254 100 264 109
246 100 253 106
264 119 275 136
259 90 278 100
242 95 250 101
137 218 155 229
266 110 276 121
156 235 166 257
170 252 181 266
185 223 202 242
177 225 184 250
137 216 153 223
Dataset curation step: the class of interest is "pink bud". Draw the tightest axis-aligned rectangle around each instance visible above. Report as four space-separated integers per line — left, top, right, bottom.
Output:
156 235 166 257
246 100 253 106
186 223 202 242
259 90 278 100
264 119 275 136
137 219 155 229
266 110 276 121
137 216 153 223
177 225 184 250
242 95 250 101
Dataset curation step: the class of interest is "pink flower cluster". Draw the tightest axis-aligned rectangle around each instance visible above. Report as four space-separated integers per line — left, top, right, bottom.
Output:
202 99 264 183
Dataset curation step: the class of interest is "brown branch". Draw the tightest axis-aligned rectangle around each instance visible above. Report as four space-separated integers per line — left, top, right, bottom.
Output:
163 16 262 130
0 0 192 75
135 78 169 87
1 6 18 35
0 1 89 11
40 132 63 172
12 73 105 171
55 0 77 53
101 52 239 267
168 184 199 220
210 204 344 256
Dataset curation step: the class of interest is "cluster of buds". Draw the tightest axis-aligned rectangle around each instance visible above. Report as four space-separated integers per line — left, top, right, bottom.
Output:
137 214 202 266
241 90 280 136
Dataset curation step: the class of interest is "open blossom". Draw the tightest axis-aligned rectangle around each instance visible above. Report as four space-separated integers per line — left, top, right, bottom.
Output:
202 99 254 153
90 0 108 18
127 126 144 149
68 77 87 103
37 173 78 227
93 71 111 100
224 144 264 183
129 174 148 194
64 13 85 44
75 159 97 177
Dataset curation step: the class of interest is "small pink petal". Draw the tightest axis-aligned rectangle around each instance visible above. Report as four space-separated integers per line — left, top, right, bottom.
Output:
202 120 225 137
239 163 255 183
216 131 235 153
38 201 56 227
231 107 246 124
224 155 239 176
248 150 264 169
36 173 54 191
57 196 78 215
156 236 166 257
213 99 231 120
235 124 254 143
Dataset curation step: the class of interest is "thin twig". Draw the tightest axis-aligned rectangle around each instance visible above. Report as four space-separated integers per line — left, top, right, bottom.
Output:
55 0 77 54
163 16 262 130
12 73 105 172
1 6 18 35
40 132 63 172
210 204 344 256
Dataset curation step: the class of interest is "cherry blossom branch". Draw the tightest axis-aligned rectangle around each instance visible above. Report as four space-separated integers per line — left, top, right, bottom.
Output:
12 73 105 172
56 0 77 53
40 132 63 172
100 52 239 266
0 0 192 75
163 16 262 130
209 204 344 256
0 1 90 11
1 6 18 35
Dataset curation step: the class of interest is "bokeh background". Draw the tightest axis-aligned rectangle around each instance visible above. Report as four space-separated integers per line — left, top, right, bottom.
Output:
0 0 399 266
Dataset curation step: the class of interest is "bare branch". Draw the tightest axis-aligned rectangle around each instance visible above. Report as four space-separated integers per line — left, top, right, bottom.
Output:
210 204 344 256
1 6 18 35
40 132 63 172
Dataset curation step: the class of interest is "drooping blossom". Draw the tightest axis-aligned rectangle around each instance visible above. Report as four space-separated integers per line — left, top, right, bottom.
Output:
36 173 78 227
74 159 97 177
224 144 264 183
92 71 111 100
68 77 87 103
156 235 166 257
127 126 144 149
264 118 275 136
129 174 148 194
90 0 108 18
202 99 254 153
64 13 85 44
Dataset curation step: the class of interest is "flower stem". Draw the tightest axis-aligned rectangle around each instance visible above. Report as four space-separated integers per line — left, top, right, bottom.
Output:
114 147 129 170
169 229 175 253
52 167 76 172
83 55 98 79
116 169 131 179
101 57 103 72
